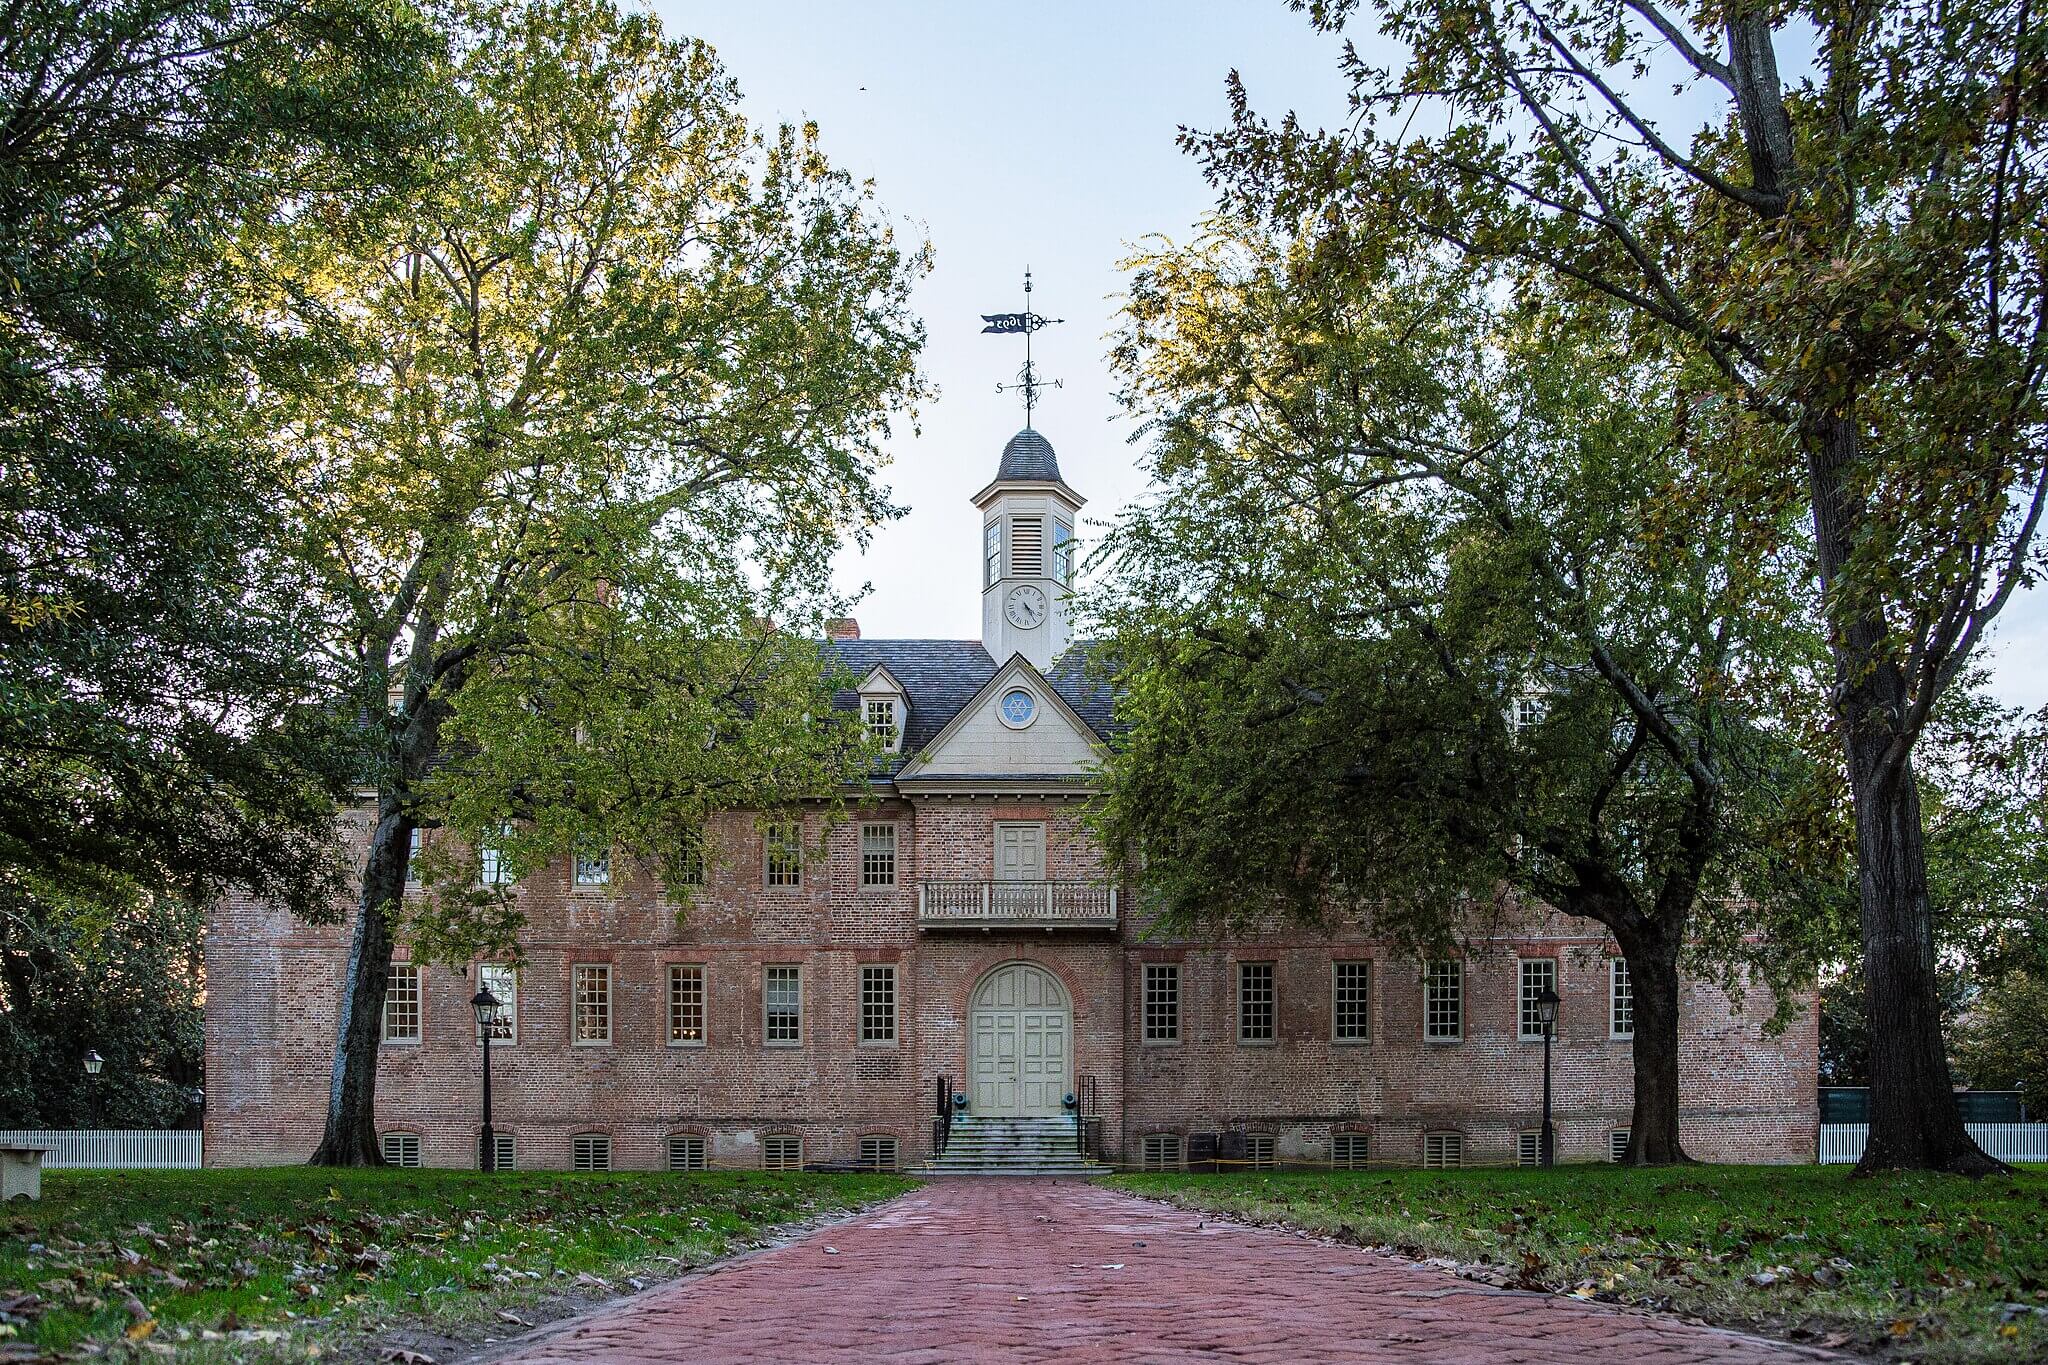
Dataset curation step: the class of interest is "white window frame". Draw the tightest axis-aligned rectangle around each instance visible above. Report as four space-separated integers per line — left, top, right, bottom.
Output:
860 964 897 1045
406 828 423 885
478 825 515 886
1332 960 1371 1043
1331 1131 1368 1170
572 963 611 1045
381 962 421 1044
477 963 517 1044
764 964 802 1046
1142 963 1180 1043
572 1133 612 1171
674 826 707 889
1053 520 1076 585
1422 1131 1464 1169
984 521 1002 588
574 845 611 887
765 821 802 888
1237 960 1276 1044
859 823 897 888
1423 960 1462 1042
380 1132 421 1167
1609 957 1635 1039
863 697 901 753
1518 957 1558 1042
763 1133 803 1170
668 963 706 1046
668 1134 708 1171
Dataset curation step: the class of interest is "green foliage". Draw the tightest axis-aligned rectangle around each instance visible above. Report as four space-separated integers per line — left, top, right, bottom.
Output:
1954 973 2048 1112
0 1168 910 1355
1112 1166 2048 1360
0 892 202 1128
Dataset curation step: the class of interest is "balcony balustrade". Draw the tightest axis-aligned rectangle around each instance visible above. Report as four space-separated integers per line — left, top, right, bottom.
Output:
917 880 1118 931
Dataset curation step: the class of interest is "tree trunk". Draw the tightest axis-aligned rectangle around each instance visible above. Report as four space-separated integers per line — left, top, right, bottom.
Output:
1616 928 1692 1165
1803 409 2000 1175
308 803 410 1167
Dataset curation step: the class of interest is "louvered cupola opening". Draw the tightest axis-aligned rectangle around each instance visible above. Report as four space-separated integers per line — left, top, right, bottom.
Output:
1009 516 1044 576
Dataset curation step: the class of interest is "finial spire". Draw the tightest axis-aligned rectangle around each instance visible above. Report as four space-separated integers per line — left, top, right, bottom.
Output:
981 266 1063 428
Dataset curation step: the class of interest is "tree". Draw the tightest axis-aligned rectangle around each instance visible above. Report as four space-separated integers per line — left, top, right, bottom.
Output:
1092 231 1841 1162
1193 0 2048 1174
0 0 446 928
1953 972 2048 1112
250 0 928 1164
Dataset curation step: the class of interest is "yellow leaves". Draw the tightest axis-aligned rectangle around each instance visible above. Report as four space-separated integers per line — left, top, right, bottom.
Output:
125 1317 157 1341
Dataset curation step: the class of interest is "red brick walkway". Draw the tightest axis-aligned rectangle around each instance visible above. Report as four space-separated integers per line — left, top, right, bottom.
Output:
495 1179 1845 1363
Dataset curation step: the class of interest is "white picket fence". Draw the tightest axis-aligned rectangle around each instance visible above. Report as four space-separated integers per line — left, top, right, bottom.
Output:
1820 1122 2048 1165
0 1129 202 1169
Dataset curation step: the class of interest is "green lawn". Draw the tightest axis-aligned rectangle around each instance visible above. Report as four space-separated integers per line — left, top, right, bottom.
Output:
1108 1165 2048 1363
0 1166 912 1359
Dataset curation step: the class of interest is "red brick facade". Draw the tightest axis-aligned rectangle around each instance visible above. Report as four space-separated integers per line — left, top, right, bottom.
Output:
204 795 1818 1169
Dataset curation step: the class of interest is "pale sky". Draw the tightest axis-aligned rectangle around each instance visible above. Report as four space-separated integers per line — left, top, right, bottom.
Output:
663 1 2046 713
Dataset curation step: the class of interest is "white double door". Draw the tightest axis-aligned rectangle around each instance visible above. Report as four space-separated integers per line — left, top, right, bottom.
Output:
969 962 1070 1116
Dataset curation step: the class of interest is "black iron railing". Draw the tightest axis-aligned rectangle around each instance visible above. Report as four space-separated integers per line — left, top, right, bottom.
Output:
1074 1073 1101 1161
932 1074 953 1158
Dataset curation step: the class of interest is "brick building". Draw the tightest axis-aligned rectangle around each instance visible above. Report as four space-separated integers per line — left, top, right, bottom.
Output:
204 424 1818 1171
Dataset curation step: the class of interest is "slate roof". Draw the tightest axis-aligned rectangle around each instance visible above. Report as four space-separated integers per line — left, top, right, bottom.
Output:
996 427 1063 483
828 638 1117 780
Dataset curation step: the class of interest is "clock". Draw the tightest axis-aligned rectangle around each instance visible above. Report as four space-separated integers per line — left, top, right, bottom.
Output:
1005 583 1047 628
999 688 1037 727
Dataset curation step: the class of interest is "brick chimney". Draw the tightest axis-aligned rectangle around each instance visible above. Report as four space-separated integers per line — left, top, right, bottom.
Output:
825 617 861 641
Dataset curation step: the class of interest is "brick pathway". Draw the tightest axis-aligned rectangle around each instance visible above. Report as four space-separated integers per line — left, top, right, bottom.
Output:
494 1179 1845 1363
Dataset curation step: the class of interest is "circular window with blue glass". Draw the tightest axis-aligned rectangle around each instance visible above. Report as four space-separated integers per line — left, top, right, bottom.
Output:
998 687 1037 728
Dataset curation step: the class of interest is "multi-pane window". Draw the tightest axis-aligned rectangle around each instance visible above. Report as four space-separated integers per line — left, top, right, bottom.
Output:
860 824 897 887
379 1132 421 1167
574 845 611 886
1332 961 1371 1042
764 965 802 1045
477 963 517 1043
1423 1132 1465 1169
668 964 706 1045
1244 1134 1277 1170
382 963 421 1043
1331 1132 1369 1169
1140 1133 1184 1170
674 827 706 888
572 1133 611 1171
864 699 900 751
479 826 515 885
1610 958 1635 1038
1518 958 1558 1040
1511 694 1545 735
480 1132 515 1171
765 821 802 887
1237 961 1276 1043
763 1134 803 1170
572 964 611 1044
406 828 423 884
668 1135 708 1171
1423 960 1462 1041
984 522 1002 587
858 1136 899 1171
1142 963 1180 1042
1610 1129 1633 1163
1517 1130 1543 1167
1053 521 1076 585
859 965 896 1043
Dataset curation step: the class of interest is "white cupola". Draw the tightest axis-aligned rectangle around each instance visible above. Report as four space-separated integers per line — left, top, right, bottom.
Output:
974 426 1084 670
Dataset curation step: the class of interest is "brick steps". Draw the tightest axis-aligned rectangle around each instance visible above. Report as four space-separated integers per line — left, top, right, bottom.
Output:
919 1116 1108 1178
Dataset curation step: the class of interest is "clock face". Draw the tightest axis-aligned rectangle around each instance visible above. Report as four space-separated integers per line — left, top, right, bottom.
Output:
1005 583 1047 628
1000 688 1037 726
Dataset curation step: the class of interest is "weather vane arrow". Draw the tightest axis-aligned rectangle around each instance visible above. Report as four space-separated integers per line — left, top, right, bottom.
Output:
984 267 1062 427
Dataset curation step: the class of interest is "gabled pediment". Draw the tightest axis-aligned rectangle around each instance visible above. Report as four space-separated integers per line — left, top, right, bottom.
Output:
857 663 907 697
897 654 1101 783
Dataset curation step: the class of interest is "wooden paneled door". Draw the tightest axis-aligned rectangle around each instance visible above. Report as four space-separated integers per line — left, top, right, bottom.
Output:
994 822 1046 882
969 962 1070 1116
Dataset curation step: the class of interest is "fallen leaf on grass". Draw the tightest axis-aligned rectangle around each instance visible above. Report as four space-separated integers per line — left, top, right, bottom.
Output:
497 1311 530 1327
380 1349 437 1363
124 1319 156 1342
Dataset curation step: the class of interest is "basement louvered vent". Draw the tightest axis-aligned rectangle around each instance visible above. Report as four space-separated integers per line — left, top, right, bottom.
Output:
668 1135 707 1171
1244 1134 1276 1169
1609 1129 1632 1163
1518 1130 1542 1168
573 1133 612 1171
1423 1131 1464 1169
479 1133 515 1171
1009 517 1044 575
764 1134 803 1170
380 1132 421 1168
1331 1132 1368 1169
1141 1133 1183 1170
858 1136 898 1171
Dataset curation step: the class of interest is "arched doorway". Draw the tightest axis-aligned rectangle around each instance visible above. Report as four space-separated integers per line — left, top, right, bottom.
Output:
969 962 1071 1116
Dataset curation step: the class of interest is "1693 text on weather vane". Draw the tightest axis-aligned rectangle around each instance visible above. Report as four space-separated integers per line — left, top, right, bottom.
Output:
982 267 1062 427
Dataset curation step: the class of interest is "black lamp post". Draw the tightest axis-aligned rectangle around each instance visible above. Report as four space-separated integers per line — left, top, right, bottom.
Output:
471 986 503 1172
1536 985 1560 1167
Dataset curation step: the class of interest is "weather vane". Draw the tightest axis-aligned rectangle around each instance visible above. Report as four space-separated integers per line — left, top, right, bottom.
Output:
982 267 1062 428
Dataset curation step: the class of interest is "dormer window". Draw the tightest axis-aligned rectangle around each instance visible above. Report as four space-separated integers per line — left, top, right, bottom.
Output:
865 696 901 752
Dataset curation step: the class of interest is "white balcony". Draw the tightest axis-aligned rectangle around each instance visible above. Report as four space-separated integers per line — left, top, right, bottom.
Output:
917 880 1118 931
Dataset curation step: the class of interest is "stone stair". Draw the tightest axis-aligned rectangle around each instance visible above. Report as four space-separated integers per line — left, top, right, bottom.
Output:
919 1115 1107 1177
